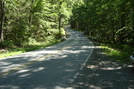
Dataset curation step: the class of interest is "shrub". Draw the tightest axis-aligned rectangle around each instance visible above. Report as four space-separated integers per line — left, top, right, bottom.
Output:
0 40 14 48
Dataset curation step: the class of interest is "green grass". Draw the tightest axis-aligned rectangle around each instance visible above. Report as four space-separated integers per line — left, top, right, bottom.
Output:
0 28 66 58
0 40 60 58
101 43 133 63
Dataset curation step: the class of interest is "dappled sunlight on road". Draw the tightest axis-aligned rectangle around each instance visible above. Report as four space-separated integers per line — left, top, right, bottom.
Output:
54 86 74 89
63 49 88 54
72 44 134 89
0 26 94 89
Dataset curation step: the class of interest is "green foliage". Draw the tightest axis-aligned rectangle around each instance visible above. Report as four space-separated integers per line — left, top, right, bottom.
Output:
71 0 134 46
101 43 133 63
0 0 74 49
0 40 13 48
71 0 134 63
0 39 59 58
60 28 66 36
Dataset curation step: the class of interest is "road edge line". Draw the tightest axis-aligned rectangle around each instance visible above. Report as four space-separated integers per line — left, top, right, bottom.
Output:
69 39 94 85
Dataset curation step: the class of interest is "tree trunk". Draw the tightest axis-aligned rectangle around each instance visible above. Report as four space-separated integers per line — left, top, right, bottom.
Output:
0 0 4 41
58 1 62 38
118 2 126 44
29 0 34 24
111 20 115 43
131 0 134 30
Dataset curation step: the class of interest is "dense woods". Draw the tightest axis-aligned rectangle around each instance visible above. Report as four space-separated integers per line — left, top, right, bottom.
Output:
71 0 134 47
0 0 74 48
0 0 134 50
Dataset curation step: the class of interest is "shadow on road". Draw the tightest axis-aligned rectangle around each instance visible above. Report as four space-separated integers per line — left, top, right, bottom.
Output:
0 37 92 89
73 43 134 89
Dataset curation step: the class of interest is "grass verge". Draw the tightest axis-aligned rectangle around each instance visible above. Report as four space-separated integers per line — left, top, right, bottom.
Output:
0 40 60 58
101 43 133 63
0 28 67 58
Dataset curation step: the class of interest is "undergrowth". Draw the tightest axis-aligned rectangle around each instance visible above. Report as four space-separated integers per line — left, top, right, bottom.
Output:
101 43 133 63
0 28 66 58
0 40 60 58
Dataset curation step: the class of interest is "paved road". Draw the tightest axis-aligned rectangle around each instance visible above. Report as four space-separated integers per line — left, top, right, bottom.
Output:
0 26 93 89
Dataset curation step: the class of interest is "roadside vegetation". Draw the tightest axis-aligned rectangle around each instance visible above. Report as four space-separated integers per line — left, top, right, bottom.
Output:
0 0 75 58
0 28 65 58
101 43 133 63
70 0 134 63
1 0 134 62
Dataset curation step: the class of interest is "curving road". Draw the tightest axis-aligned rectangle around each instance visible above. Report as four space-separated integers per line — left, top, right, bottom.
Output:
0 26 93 89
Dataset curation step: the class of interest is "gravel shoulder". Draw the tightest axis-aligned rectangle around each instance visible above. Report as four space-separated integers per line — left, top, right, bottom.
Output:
72 42 134 89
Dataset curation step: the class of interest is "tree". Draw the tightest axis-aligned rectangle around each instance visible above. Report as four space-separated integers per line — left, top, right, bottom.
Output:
70 0 134 45
0 0 74 47
0 0 4 41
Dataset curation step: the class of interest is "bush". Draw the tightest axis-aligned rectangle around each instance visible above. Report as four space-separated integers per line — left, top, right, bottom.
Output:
0 40 14 48
60 28 66 36
101 43 133 63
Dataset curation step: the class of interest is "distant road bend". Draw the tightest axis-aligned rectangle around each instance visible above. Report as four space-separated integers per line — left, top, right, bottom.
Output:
0 26 94 89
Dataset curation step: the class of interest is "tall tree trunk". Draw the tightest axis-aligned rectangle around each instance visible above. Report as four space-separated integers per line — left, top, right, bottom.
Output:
58 1 62 38
111 20 115 43
0 0 4 41
131 0 134 30
119 1 126 44
29 0 34 24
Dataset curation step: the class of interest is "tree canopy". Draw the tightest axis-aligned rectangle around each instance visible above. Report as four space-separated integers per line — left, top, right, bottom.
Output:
0 0 134 49
71 0 134 46
0 0 74 47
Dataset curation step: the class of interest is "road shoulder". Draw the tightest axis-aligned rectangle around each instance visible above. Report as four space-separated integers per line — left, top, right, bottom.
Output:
72 42 134 89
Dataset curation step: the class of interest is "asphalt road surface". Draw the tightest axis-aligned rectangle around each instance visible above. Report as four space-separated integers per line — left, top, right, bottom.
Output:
0 26 93 89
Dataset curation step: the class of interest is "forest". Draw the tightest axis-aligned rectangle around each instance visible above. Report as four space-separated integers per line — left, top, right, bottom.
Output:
71 0 134 46
0 0 75 48
0 0 134 58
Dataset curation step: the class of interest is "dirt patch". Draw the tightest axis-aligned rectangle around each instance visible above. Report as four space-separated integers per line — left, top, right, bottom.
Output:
73 42 134 89
0 49 8 52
